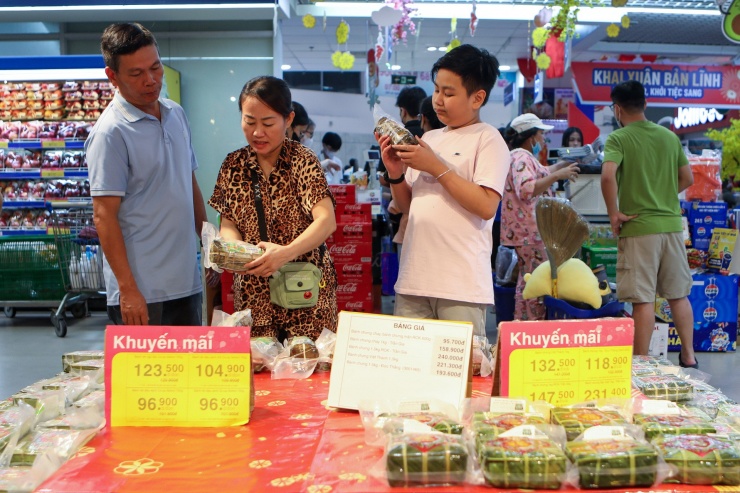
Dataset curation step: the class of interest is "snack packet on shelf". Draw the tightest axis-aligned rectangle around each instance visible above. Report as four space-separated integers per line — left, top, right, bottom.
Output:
202 222 263 274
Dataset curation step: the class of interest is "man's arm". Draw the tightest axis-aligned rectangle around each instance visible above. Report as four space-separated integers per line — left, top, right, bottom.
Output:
192 172 207 237
601 161 637 237
92 196 149 325
678 165 694 193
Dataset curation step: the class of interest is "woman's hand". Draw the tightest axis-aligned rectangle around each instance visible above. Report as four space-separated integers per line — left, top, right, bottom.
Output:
375 133 403 178
552 163 580 182
240 242 292 278
391 139 442 175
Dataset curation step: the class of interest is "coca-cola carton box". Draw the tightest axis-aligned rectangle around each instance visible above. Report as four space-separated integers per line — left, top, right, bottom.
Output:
329 184 356 205
327 222 372 245
336 281 373 302
328 242 372 263
335 203 372 224
335 261 373 285
337 299 374 313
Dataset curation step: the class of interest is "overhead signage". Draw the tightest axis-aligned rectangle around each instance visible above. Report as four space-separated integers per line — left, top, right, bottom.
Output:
391 74 417 85
718 1 740 43
674 107 724 130
571 62 740 109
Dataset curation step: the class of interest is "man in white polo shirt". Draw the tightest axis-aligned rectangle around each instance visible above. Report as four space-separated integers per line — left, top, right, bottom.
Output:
86 22 207 326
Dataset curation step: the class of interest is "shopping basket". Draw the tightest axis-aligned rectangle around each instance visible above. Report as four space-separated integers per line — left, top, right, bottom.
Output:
0 235 67 307
544 296 624 320
50 207 106 337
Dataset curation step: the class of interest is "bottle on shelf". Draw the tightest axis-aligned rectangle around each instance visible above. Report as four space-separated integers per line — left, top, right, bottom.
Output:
69 255 82 290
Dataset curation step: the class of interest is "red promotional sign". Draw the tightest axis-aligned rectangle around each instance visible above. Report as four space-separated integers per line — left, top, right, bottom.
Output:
571 62 740 109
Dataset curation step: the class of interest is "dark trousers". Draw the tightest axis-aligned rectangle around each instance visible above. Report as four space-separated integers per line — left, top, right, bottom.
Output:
107 292 202 326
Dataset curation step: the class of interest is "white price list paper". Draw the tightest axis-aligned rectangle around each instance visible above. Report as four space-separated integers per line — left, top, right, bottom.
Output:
328 312 473 410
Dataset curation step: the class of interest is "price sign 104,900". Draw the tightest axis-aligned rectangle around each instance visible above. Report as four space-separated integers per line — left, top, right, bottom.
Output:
105 325 252 427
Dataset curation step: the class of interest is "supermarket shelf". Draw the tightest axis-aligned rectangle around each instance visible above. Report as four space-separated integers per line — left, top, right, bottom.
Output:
2 200 46 208
0 229 49 236
1 140 85 150
0 169 88 179
3 198 91 208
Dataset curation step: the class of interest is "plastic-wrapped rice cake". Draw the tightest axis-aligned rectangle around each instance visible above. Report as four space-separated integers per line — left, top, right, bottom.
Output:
550 408 628 441
655 434 740 485
565 438 659 489
386 433 467 487
633 414 716 441
478 434 567 489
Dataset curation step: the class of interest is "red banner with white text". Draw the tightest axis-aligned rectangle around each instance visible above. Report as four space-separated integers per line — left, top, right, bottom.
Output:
571 61 740 109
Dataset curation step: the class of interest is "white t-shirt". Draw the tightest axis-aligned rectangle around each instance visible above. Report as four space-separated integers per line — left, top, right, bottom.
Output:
321 154 343 185
395 123 510 304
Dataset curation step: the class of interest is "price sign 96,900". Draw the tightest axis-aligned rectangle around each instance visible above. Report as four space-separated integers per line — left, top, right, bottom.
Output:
496 319 634 407
105 326 252 427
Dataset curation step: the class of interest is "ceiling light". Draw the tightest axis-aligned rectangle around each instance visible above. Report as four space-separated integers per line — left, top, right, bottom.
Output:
438 46 448 52
391 64 401 70
499 65 511 71
427 47 437 52
281 64 291 70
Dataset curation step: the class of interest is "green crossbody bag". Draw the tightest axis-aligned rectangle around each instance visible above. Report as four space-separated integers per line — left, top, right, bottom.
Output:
251 168 324 310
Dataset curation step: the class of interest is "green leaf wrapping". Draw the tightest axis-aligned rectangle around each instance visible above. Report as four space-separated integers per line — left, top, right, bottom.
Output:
385 433 467 487
634 414 716 441
655 434 740 485
565 439 659 489
550 408 628 441
478 435 567 489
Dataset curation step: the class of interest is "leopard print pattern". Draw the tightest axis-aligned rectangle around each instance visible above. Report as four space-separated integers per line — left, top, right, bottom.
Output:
209 139 337 340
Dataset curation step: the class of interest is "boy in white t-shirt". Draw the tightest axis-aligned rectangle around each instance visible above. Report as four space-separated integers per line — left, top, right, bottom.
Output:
376 44 510 337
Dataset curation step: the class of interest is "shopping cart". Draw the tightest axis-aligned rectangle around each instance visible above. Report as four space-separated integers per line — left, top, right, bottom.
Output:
0 234 67 323
50 207 106 337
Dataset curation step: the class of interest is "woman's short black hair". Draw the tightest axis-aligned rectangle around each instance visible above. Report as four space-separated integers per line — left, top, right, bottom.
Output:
238 76 292 117
562 127 584 147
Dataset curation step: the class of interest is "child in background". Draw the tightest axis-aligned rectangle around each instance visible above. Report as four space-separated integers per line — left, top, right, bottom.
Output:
376 44 510 337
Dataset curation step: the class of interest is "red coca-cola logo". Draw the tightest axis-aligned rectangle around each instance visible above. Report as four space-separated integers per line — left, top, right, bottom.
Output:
342 264 364 273
344 301 365 309
343 204 364 212
337 283 359 293
342 224 365 233
330 244 358 255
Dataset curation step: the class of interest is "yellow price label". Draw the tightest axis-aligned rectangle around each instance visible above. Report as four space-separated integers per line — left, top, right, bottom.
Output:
41 169 65 178
41 140 65 148
111 352 251 427
509 345 632 407
0 141 7 149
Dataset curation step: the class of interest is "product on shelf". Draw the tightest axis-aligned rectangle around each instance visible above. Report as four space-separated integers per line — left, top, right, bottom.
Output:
633 374 694 402
250 337 282 373
633 414 716 441
378 412 463 435
655 434 740 485
385 432 468 487
470 412 548 444
550 407 629 441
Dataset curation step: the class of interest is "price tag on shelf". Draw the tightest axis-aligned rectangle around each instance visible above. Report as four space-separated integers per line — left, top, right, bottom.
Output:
328 312 474 411
0 141 8 149
105 325 252 427
41 140 65 148
493 319 634 407
41 169 65 178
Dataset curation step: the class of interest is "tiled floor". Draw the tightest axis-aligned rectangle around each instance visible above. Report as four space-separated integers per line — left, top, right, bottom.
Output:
1 303 739 403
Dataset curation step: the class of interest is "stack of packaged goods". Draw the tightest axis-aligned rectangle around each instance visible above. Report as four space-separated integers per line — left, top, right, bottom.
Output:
581 224 617 283
328 184 374 313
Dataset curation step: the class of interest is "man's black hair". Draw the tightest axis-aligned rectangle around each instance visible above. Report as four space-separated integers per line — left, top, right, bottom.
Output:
611 80 646 112
395 87 427 118
431 44 500 106
322 131 342 151
101 23 158 73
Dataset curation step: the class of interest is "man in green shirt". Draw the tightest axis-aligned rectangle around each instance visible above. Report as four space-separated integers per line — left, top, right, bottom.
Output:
601 80 697 368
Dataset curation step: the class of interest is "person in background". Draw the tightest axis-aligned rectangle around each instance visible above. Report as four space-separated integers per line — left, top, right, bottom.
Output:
490 126 510 275
87 22 206 326
209 76 337 341
722 179 737 209
501 114 580 321
388 96 444 258
562 126 584 148
377 44 509 339
601 80 697 367
301 118 316 148
395 86 427 139
320 131 343 185
288 101 309 142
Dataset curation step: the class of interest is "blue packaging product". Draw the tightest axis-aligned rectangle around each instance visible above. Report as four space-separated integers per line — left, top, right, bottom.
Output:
688 201 728 228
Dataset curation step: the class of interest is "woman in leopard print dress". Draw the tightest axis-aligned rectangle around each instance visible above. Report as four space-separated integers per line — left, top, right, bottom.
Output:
209 76 337 341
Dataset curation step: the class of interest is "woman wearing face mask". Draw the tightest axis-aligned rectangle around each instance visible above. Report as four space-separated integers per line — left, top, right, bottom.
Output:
501 113 580 321
301 119 316 148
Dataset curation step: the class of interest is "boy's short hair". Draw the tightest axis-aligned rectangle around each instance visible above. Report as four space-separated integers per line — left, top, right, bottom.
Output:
322 132 342 151
431 44 500 106
611 80 646 112
396 87 427 117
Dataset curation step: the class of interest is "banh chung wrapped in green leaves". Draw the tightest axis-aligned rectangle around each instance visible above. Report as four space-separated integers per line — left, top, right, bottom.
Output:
477 431 567 489
550 407 629 441
655 434 740 485
633 413 716 441
208 238 263 272
379 412 463 435
565 436 659 489
470 412 547 445
386 432 467 487
374 117 417 145
633 374 694 401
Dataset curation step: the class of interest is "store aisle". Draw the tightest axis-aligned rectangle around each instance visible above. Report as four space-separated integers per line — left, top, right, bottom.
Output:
1 306 740 404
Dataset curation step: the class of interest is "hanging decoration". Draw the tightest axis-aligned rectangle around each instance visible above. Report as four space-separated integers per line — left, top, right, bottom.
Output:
332 51 355 70
371 7 402 64
611 0 628 6
385 0 417 45
367 49 380 109
302 14 316 29
621 15 630 28
532 27 550 48
469 0 479 37
375 29 385 62
447 38 461 52
336 20 350 44
606 23 621 37
544 36 565 77
446 18 459 52
323 10 327 31
536 52 551 70
533 7 552 28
